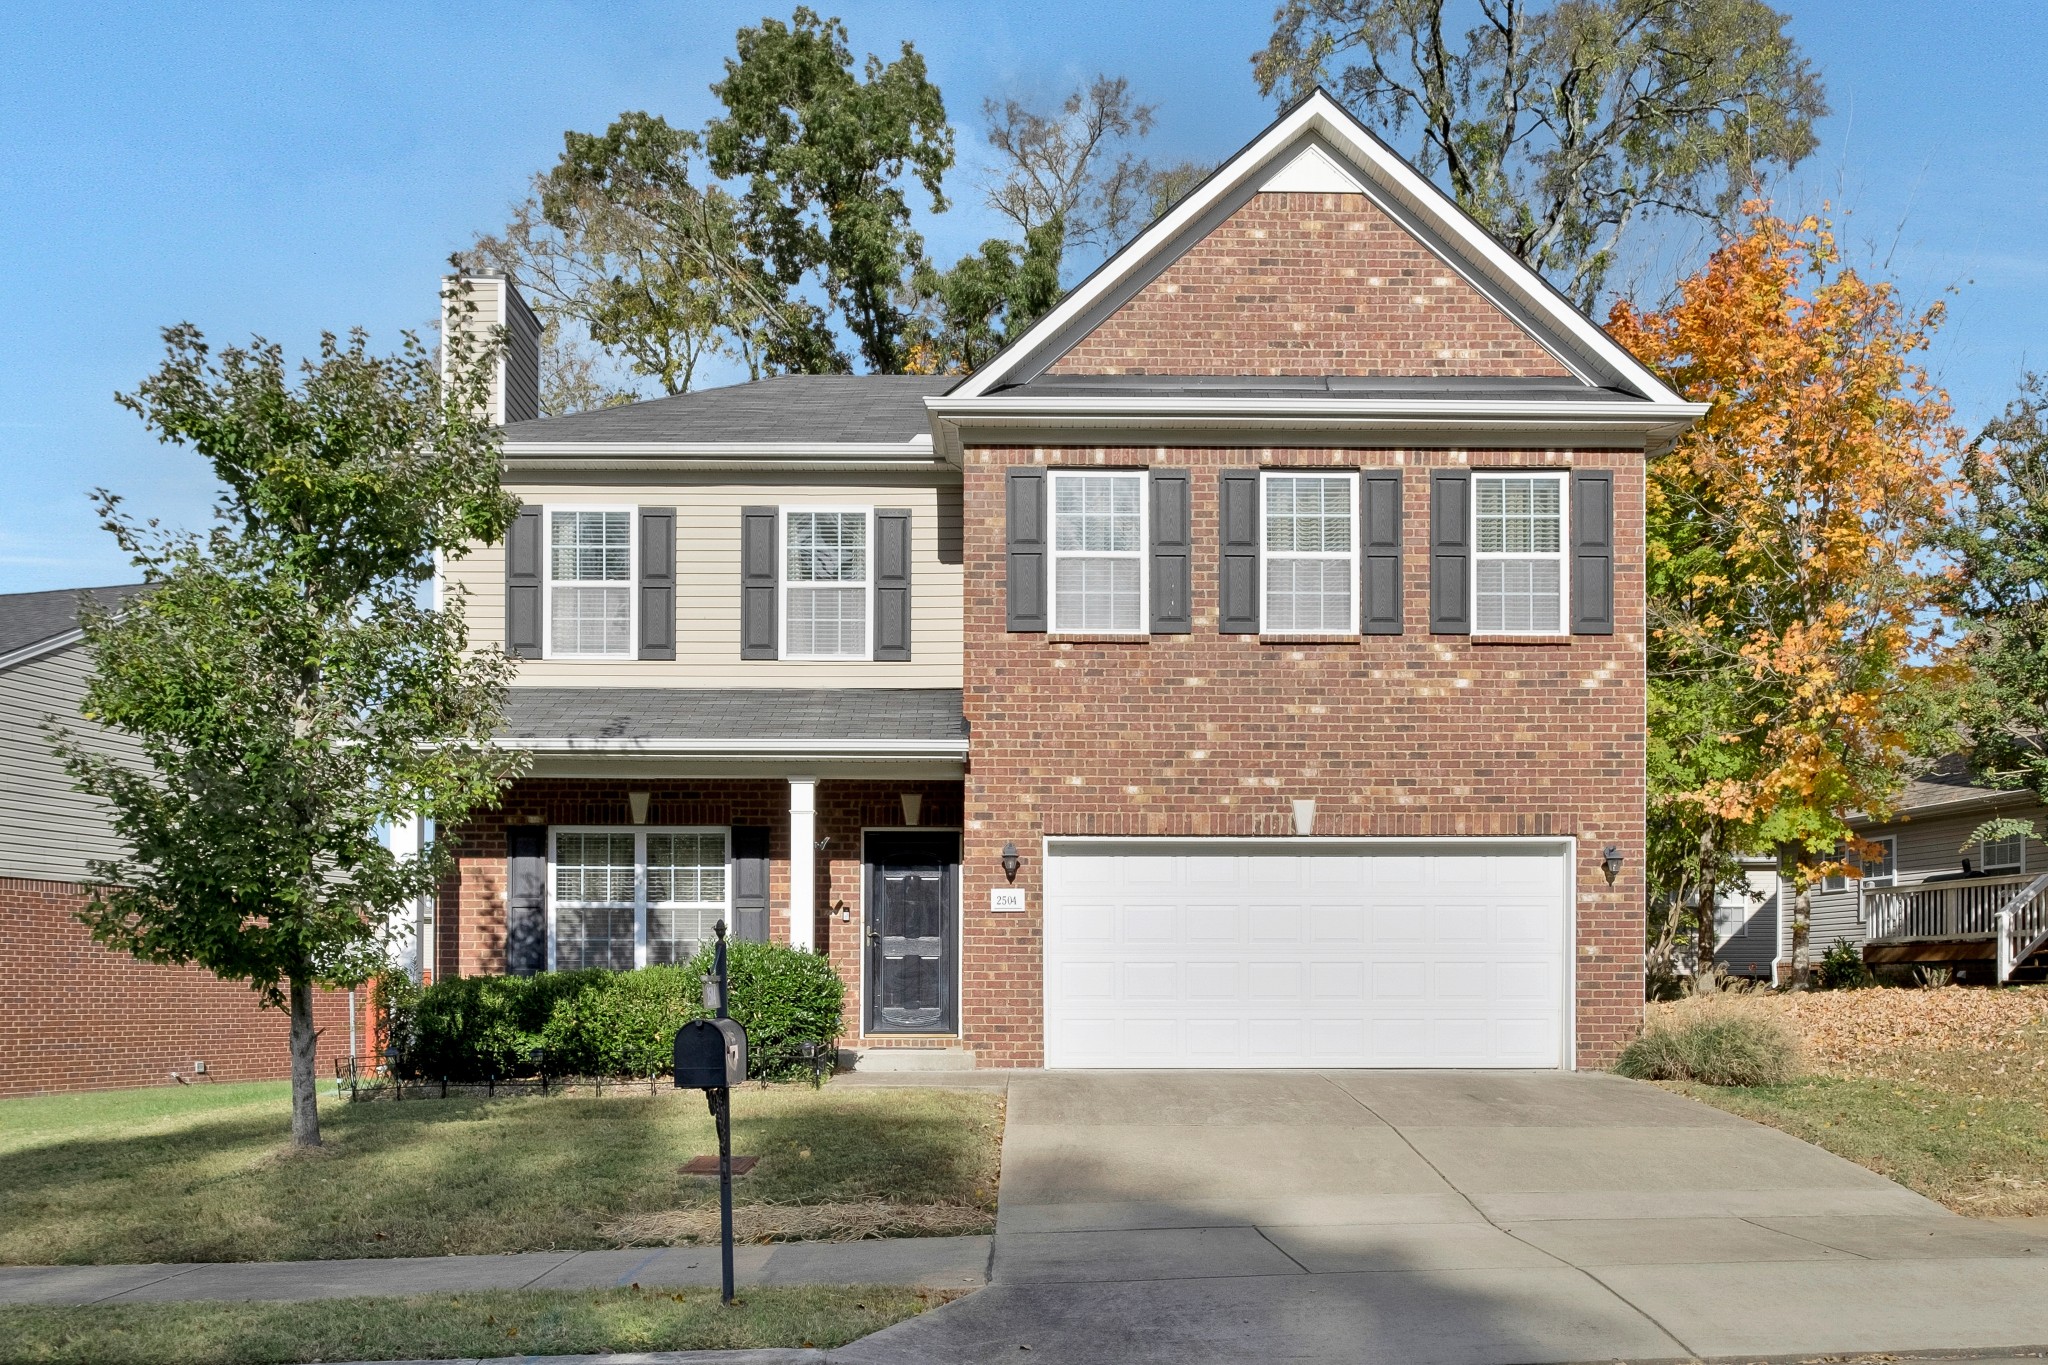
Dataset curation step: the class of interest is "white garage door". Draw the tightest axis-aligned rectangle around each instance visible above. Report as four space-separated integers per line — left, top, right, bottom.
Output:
1043 840 1570 1069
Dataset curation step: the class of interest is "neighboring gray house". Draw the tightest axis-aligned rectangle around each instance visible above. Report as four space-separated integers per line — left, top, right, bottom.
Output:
0 584 148 881
1710 856 1785 981
1751 757 2048 985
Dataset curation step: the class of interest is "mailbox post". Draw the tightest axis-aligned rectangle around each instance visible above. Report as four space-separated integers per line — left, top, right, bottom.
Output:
673 920 746 1303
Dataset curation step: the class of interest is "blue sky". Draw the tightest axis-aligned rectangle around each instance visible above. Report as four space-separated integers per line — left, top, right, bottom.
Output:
1 1 2041 592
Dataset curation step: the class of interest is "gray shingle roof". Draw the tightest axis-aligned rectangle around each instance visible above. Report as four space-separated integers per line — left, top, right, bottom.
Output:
1871 753 2035 819
500 375 956 446
994 373 1638 401
0 584 148 662
499 688 966 747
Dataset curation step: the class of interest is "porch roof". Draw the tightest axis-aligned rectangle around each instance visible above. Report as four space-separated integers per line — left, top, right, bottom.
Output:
496 687 968 759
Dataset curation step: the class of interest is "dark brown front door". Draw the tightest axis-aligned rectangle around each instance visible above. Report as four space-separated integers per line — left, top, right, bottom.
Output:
865 832 958 1034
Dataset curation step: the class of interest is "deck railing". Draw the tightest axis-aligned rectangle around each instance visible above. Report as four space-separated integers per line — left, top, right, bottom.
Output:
1997 874 2048 982
1863 873 2037 943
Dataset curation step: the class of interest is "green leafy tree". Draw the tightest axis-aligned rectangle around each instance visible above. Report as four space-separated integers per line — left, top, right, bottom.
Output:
469 111 841 404
54 297 526 1146
906 218 1065 374
705 6 954 374
1253 0 1827 306
1947 376 2048 806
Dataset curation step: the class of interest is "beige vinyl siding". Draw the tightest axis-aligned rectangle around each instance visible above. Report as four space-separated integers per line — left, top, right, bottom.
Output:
445 472 963 687
1805 803 2048 950
0 643 140 881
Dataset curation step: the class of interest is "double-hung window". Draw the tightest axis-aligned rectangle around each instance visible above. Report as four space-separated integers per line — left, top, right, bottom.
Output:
1049 471 1146 633
551 827 731 972
1862 836 1897 887
1263 472 1357 633
1472 473 1567 635
784 509 871 659
1981 832 2026 875
547 508 634 657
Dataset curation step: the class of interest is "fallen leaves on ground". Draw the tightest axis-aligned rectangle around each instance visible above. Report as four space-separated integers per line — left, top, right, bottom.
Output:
1652 985 2048 1074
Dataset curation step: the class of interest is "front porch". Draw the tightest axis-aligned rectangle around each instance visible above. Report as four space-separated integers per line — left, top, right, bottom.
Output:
434 686 973 1060
1862 871 2048 982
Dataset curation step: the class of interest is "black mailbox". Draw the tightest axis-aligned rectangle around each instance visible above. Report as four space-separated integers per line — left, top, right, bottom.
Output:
673 1018 747 1089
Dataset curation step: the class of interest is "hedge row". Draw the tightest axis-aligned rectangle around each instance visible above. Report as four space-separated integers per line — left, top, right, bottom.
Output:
376 941 843 1083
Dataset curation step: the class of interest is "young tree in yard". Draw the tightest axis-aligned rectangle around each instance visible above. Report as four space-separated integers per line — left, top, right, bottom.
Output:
1946 377 2048 809
54 302 527 1145
705 7 953 374
1609 205 1962 988
1253 0 1828 307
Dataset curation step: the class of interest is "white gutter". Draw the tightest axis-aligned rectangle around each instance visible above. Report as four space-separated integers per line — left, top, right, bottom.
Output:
0 629 83 675
923 396 1710 463
494 736 969 759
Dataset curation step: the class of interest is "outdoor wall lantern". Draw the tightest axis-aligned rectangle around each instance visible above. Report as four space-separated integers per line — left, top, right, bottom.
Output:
901 792 923 827
1001 842 1022 883
628 791 651 826
1602 844 1624 886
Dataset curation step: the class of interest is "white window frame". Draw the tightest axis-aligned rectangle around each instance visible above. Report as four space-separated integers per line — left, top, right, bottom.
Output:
1471 471 1570 637
1260 470 1359 636
1048 469 1149 635
541 504 638 660
1981 832 2026 875
547 826 732 973
1862 835 1897 887
780 506 875 662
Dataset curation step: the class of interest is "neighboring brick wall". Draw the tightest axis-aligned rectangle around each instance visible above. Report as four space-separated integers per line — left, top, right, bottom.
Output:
1050 191 1573 378
440 778 965 1046
0 876 353 1099
958 445 1647 1069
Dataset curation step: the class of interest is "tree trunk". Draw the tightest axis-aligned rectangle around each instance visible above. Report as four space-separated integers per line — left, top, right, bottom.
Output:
290 977 322 1148
1790 876 1813 991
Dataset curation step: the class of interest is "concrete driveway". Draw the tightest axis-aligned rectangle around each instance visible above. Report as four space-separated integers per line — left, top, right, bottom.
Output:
839 1070 2048 1364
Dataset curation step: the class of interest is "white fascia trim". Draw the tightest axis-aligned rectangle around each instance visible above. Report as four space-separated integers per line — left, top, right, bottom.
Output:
0 629 82 675
946 91 1687 407
926 395 1708 462
495 736 969 759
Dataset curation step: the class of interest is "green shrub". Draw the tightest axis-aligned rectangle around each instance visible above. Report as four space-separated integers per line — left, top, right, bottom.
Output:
1814 938 1875 990
388 942 843 1083
1614 1010 1799 1086
681 941 844 1081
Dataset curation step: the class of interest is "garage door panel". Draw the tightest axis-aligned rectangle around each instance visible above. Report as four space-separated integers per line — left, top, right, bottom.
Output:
1045 844 1567 1069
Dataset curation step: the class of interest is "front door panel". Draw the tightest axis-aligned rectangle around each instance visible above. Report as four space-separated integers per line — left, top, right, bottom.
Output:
866 833 959 1034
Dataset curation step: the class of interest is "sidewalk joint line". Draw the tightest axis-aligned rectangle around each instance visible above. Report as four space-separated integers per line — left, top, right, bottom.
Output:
1311 1070 1702 1361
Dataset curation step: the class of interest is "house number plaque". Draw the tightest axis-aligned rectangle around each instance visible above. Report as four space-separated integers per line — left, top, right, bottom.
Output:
990 888 1026 912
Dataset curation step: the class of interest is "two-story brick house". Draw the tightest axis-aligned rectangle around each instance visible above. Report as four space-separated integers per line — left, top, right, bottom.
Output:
433 91 1704 1071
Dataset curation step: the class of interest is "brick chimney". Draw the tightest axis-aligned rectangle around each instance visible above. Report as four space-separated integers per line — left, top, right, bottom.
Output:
441 271 542 424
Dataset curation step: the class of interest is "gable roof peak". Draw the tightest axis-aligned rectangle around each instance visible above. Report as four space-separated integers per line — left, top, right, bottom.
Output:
941 88 1687 408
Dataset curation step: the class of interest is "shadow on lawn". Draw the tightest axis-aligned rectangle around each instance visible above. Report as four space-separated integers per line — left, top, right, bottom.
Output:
0 1087 998 1266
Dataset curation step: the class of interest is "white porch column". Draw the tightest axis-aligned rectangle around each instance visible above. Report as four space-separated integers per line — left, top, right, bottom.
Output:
788 777 817 951
387 815 425 979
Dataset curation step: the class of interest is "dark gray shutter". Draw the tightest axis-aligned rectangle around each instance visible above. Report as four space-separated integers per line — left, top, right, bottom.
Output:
1429 471 1472 635
1572 469 1615 635
505 505 543 659
638 507 675 660
874 507 912 661
740 506 778 659
1361 470 1403 636
731 826 770 943
1005 469 1047 632
1218 469 1260 634
1149 469 1192 634
505 825 547 976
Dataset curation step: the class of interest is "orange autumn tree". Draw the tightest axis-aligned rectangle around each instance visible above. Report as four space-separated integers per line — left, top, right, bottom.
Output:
1610 204 1960 988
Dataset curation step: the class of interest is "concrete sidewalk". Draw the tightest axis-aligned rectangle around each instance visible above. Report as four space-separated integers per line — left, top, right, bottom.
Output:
0 1236 989 1307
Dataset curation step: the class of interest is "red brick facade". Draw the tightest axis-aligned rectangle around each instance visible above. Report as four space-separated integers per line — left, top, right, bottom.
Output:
441 778 965 1046
0 876 353 1099
955 446 1647 1068
1050 191 1573 378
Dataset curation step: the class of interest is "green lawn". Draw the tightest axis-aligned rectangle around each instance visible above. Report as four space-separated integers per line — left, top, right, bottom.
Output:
0 1285 956 1364
0 1082 1003 1264
1668 1073 2048 1216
